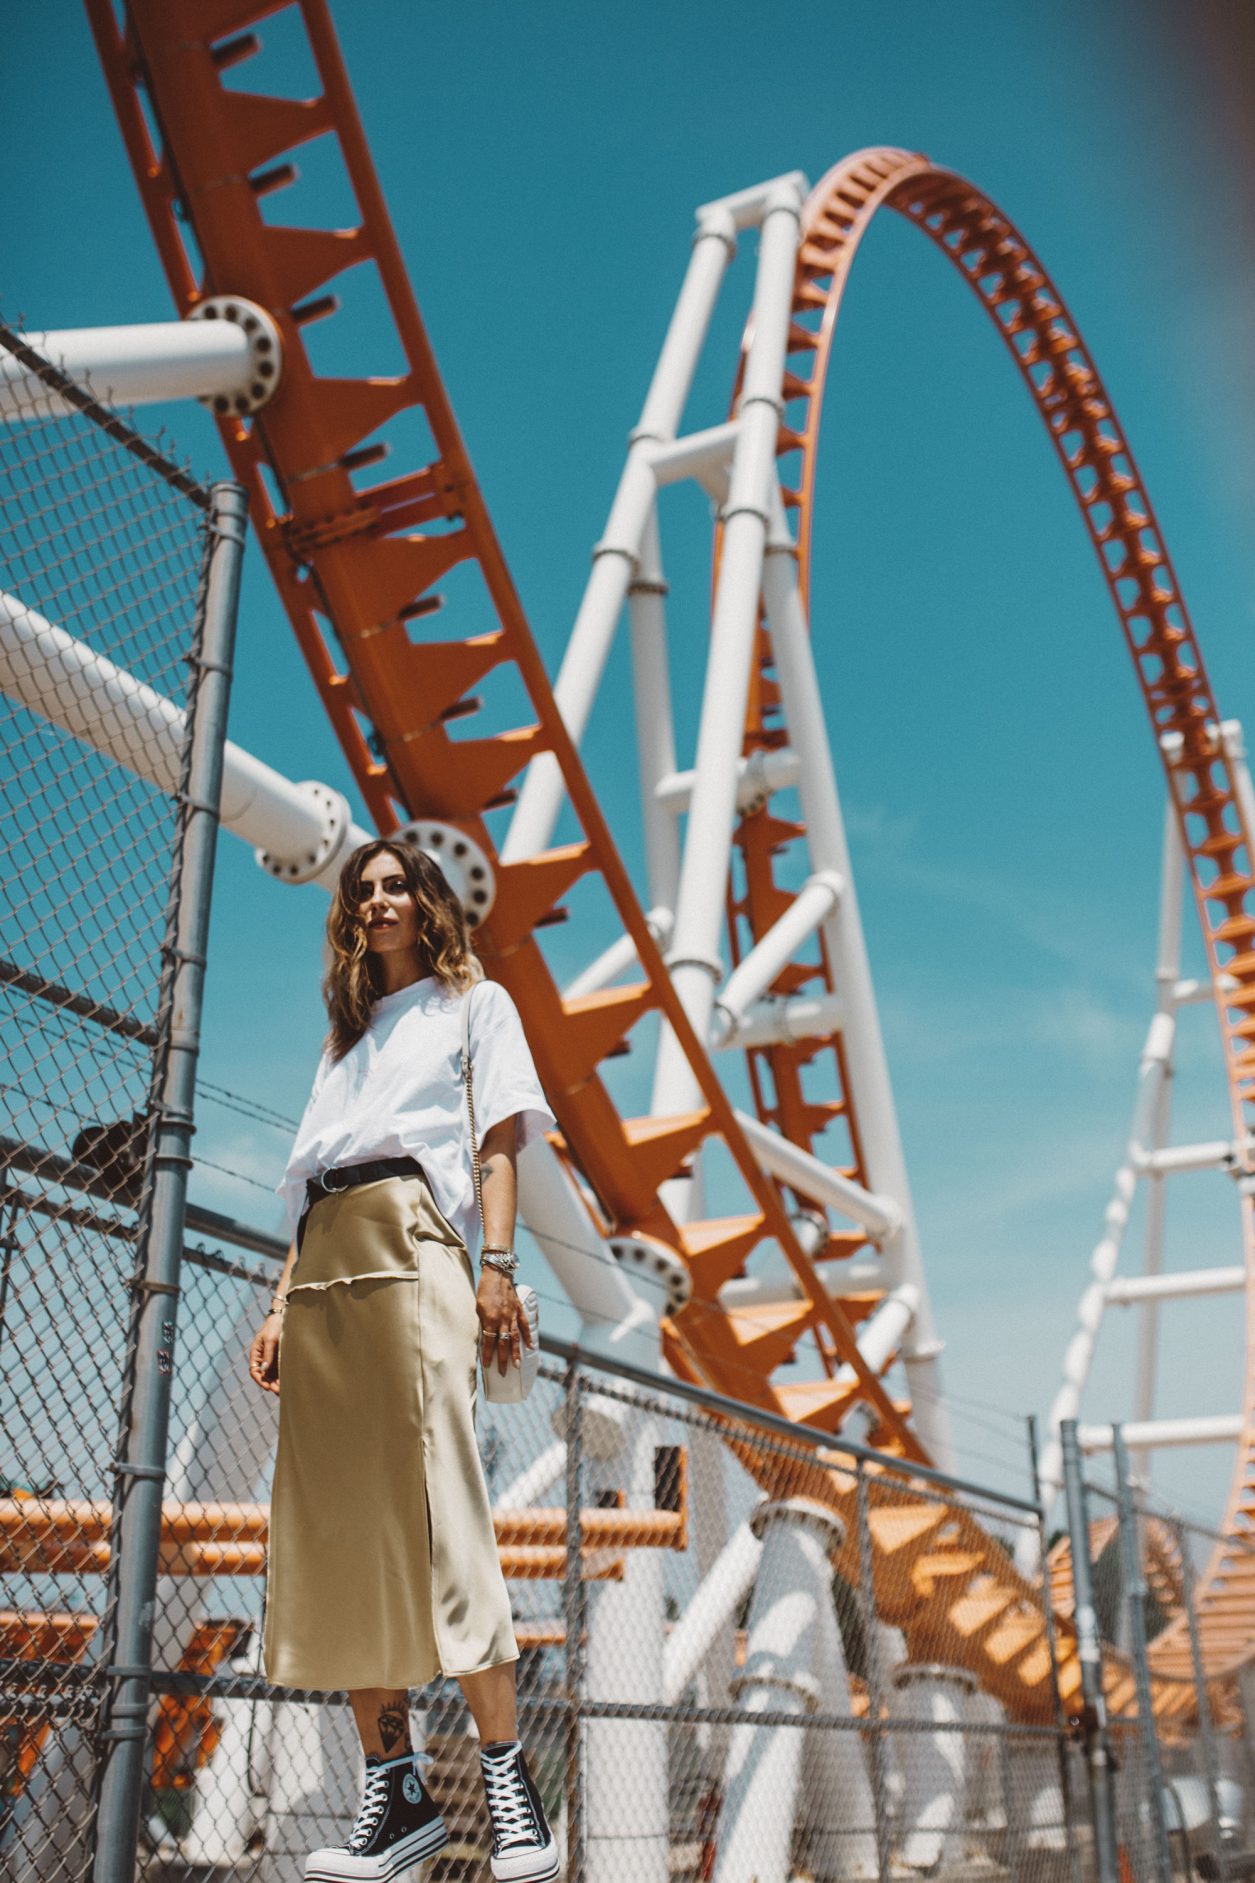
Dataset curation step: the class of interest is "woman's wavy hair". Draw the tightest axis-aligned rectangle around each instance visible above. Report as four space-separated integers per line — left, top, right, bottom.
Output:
323 837 482 1061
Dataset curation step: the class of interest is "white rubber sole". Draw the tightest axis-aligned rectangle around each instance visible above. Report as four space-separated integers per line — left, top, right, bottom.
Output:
304 1817 449 1883
490 1835 560 1883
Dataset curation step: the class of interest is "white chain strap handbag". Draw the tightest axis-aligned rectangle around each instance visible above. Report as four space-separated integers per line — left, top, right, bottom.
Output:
461 983 539 1404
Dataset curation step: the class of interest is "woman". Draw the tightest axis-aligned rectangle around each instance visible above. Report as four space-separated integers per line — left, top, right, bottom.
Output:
249 837 559 1883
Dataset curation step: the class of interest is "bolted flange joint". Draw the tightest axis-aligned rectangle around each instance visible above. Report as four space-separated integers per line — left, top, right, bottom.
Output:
256 781 350 885
607 1232 692 1317
189 296 283 415
396 818 496 927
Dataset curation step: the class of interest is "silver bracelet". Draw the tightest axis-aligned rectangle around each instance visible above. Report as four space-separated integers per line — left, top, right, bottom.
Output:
480 1247 519 1276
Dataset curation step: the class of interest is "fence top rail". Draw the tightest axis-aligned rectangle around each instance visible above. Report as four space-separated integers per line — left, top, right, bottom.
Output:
543 1332 1043 1516
0 320 209 508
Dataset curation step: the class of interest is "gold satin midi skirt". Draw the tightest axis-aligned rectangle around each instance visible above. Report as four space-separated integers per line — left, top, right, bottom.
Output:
262 1172 518 1691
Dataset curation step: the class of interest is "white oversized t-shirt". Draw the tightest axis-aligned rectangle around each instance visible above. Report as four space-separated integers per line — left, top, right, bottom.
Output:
278 976 555 1250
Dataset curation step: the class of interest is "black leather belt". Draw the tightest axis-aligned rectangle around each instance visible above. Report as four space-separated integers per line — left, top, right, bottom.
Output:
306 1154 424 1207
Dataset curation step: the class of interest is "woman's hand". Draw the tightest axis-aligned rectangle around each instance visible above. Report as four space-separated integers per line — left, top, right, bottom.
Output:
248 1311 282 1395
476 1267 533 1376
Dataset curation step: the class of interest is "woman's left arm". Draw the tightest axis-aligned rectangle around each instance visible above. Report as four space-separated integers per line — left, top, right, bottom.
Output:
475 1115 534 1374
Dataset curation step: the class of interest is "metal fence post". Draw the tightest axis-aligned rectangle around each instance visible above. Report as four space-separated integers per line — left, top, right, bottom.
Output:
563 1354 588 1883
1028 1416 1085 1883
1111 1425 1174 1882
1060 1418 1122 1883
92 482 246 1883
855 1460 893 1883
1172 1514 1230 1881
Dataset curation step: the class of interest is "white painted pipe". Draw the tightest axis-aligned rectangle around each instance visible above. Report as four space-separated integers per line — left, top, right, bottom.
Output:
516 1137 651 1337
646 419 740 494
654 745 802 816
715 988 844 1051
663 1519 763 1705
504 204 737 866
713 870 844 1036
0 589 367 886
560 907 673 1002
1078 1415 1242 1452
842 1283 919 1378
628 510 682 914
585 1409 668 1883
889 1663 977 1872
962 1688 1006 1836
798 1577 879 1880
697 170 810 231
1107 1266 1246 1304
650 182 804 1127
1005 1740 1069 1853
1138 1139 1236 1175
181 1629 269 1865
495 1438 566 1511
715 1500 846 1883
0 320 267 418
761 491 953 1469
720 1257 887 1311
733 1107 901 1238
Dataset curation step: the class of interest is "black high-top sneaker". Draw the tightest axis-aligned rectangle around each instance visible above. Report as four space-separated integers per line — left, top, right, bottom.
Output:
479 1741 559 1881
304 1751 448 1882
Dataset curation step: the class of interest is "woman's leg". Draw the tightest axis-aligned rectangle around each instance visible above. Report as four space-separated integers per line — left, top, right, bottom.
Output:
349 1688 412 1759
456 1661 518 1744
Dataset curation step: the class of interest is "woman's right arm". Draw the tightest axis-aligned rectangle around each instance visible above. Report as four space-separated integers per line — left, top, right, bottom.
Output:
247 1238 299 1396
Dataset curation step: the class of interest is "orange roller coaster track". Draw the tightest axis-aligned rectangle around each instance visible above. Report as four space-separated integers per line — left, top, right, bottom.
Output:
83 4 1255 1717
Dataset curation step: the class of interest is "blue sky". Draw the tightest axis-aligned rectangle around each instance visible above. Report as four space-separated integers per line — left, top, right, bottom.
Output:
5 1 1255 1516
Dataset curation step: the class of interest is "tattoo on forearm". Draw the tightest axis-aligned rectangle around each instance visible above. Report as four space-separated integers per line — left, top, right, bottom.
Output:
377 1703 407 1754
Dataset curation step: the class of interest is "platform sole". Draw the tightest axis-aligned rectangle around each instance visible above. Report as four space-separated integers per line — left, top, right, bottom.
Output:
304 1818 449 1883
489 1840 560 1883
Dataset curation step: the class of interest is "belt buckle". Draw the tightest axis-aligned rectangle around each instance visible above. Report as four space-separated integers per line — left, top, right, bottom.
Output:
318 1166 348 1194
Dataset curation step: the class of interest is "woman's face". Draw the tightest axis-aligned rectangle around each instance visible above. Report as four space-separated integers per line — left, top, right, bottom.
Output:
353 850 421 961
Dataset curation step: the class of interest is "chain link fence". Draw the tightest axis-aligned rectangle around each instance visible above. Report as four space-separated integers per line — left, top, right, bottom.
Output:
1059 1420 1255 1882
0 327 240 1883
77 1174 1089 1883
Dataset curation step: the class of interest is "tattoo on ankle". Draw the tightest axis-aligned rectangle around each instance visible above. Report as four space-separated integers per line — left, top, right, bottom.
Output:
376 1703 407 1754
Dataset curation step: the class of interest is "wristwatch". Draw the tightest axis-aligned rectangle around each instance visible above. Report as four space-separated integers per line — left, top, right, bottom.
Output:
480 1245 520 1277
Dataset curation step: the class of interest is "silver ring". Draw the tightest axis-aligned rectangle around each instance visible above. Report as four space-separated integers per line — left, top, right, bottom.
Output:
319 1168 347 1193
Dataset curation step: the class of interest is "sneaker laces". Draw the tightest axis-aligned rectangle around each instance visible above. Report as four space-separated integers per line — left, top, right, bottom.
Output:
346 1764 392 1852
481 1750 539 1851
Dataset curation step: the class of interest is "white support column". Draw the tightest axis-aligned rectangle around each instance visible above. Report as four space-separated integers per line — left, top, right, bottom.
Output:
649 180 805 1143
627 509 682 913
504 204 738 865
716 1500 872 1883
1025 1002 1177 1553
760 492 954 1469
1131 802 1185 1481
584 1402 668 1883
889 1663 978 1874
712 870 844 1040
0 309 281 419
663 1519 763 1704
